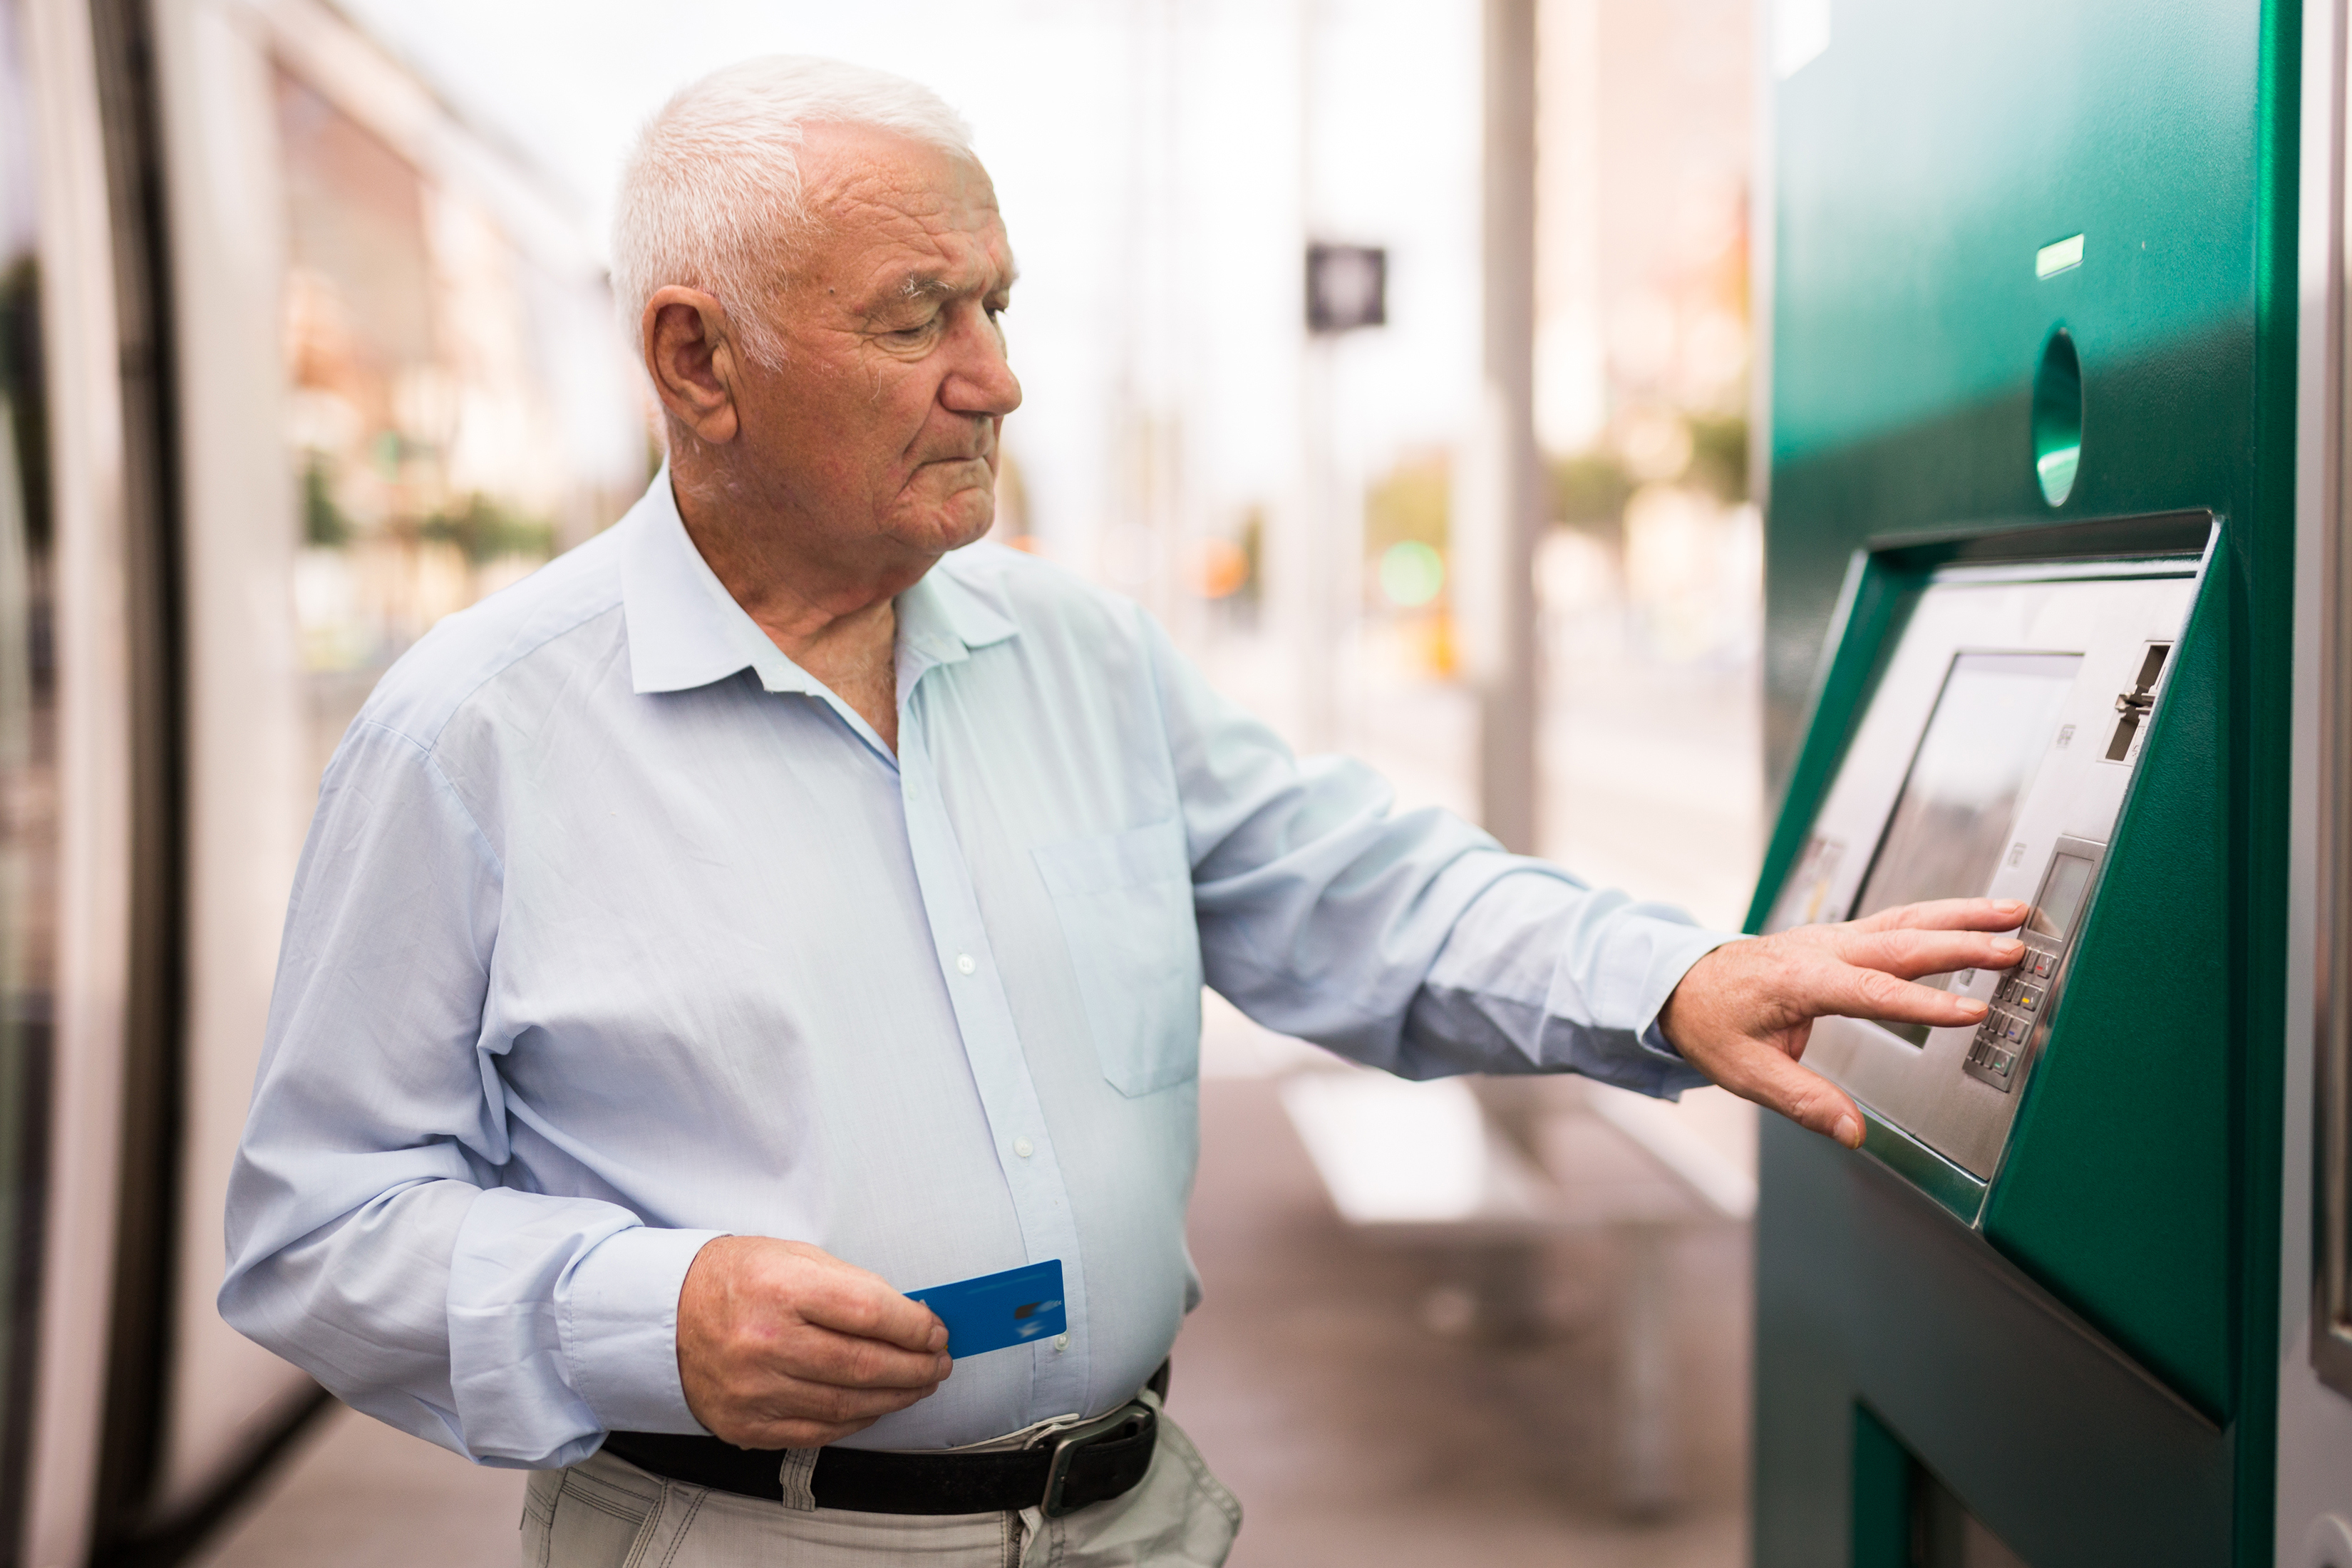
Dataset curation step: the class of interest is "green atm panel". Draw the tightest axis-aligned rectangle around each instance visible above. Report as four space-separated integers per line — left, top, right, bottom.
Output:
1752 1 2294 1565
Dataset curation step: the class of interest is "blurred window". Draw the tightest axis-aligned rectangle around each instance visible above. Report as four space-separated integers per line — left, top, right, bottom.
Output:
0 0 57 1529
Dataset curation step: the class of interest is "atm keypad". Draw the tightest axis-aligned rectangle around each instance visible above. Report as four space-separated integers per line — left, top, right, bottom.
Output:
1964 937 2063 1094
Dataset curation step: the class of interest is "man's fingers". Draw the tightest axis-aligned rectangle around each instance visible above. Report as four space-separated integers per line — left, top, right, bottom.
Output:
773 1324 953 1392
1817 962 1990 1028
1659 903 2024 1151
1835 927 2025 980
832 1330 954 1391
1848 897 2027 934
1750 945 1992 1029
769 1370 945 1426
678 1237 960 1449
795 1266 950 1355
1701 1033 1865 1148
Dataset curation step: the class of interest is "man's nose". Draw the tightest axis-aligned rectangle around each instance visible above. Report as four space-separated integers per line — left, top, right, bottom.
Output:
941 311 1022 418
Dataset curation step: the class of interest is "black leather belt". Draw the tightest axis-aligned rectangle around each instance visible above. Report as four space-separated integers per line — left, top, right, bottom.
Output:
602 1361 1170 1519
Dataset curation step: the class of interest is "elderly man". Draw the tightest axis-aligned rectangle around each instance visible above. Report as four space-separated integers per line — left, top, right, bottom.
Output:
222 56 2022 1568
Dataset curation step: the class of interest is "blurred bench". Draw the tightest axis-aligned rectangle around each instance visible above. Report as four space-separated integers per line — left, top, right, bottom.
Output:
1276 1069 1753 1516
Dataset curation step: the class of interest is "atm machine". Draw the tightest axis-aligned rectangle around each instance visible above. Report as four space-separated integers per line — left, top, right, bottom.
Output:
1748 1 2341 1564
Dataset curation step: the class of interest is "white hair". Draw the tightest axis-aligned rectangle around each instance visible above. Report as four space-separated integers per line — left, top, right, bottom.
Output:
612 56 976 368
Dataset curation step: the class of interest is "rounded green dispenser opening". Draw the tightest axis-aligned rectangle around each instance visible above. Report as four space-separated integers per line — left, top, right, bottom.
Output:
2032 327 2083 507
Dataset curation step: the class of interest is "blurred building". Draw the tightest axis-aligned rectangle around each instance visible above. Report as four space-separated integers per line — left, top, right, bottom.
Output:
1537 0 1752 453
267 4 647 782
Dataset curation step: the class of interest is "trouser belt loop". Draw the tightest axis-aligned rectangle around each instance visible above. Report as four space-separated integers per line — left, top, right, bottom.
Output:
776 1447 819 1512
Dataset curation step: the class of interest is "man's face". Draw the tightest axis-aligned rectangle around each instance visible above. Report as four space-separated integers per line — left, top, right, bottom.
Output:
729 124 1021 569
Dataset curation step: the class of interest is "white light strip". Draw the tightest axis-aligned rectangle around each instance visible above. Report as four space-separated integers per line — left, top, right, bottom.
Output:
2036 233 2086 279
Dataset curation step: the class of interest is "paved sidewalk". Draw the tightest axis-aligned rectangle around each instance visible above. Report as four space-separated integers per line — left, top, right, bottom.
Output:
1180 1077 1750 1568
189 1403 522 1568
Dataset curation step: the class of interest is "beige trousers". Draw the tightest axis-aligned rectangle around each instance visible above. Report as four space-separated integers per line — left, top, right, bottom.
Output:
518 1398 1240 1568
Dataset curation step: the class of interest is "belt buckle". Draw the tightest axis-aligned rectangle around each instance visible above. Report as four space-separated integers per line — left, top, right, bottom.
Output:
1036 1400 1150 1519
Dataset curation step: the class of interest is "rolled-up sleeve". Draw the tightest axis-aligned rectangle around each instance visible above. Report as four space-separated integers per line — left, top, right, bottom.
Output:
218 720 719 1469
1147 617 1735 1098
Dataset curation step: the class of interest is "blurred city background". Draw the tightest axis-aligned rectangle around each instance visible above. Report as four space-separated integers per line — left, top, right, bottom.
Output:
165 0 1767 1561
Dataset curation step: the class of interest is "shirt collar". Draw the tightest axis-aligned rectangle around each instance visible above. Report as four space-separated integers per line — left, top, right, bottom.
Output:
894 551 1020 677
619 465 1018 697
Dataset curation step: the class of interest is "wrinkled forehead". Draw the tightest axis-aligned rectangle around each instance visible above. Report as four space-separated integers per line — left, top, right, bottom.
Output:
793 123 1013 296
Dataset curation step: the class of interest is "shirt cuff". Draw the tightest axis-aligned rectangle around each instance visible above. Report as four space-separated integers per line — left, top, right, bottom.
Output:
559 1224 728 1435
1632 921 1750 1063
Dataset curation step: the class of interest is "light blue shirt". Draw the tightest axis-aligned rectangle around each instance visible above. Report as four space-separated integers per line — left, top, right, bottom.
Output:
220 471 1726 1470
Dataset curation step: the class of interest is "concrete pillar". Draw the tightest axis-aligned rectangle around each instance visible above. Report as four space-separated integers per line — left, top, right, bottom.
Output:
1283 0 1340 754
1455 0 1544 852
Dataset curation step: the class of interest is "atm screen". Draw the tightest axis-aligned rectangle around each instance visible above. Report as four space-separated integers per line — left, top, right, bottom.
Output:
1851 652 2082 1041
1852 652 2083 920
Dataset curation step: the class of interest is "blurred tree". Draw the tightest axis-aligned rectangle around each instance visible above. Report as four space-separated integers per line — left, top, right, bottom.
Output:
1548 448 1634 545
421 492 555 564
1237 506 1264 606
1685 413 1749 503
301 457 351 548
1364 451 1448 555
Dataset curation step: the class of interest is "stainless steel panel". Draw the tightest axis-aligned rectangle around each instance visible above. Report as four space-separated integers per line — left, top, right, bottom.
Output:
2319 62 2352 1393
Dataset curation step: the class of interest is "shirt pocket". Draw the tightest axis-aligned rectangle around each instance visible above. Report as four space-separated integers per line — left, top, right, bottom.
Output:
1032 818 1202 1098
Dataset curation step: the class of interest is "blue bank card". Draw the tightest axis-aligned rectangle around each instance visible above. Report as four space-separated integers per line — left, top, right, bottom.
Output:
906 1259 1067 1359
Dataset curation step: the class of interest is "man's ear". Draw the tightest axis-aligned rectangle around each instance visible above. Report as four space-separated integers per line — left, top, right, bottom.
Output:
642 287 742 445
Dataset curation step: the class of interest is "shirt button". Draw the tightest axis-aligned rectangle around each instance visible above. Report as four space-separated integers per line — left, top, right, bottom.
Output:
955 954 976 975
1055 1334 1070 1351
1013 1137 1034 1158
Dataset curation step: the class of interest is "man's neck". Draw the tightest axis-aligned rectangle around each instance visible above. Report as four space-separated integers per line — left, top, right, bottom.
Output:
672 475 922 754
772 598 902 755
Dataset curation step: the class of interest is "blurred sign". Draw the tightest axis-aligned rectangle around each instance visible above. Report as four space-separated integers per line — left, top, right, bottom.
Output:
1306 242 1387 334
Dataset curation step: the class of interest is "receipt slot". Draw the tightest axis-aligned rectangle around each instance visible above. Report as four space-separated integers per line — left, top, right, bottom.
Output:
1750 1 2309 1562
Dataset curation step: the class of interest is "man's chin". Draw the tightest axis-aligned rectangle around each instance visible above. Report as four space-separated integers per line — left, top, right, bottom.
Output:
893 483 996 554
941 516 996 552
883 509 994 562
